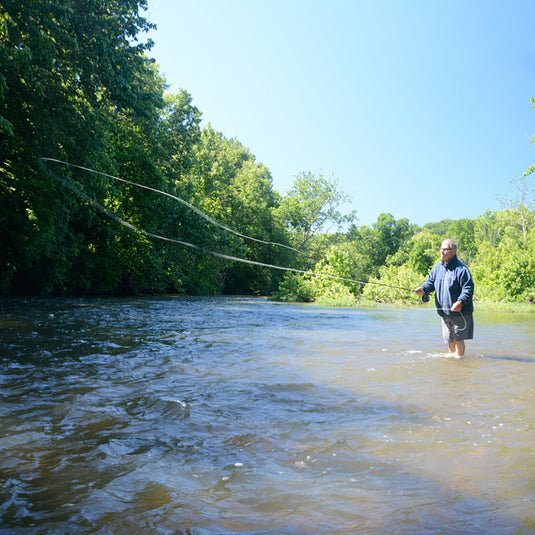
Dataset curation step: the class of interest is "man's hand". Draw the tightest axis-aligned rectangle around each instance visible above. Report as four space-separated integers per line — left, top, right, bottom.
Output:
414 287 424 296
451 300 462 312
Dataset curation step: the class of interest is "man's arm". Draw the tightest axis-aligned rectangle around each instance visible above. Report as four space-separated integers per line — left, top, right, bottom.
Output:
457 267 474 303
451 267 474 311
415 266 436 295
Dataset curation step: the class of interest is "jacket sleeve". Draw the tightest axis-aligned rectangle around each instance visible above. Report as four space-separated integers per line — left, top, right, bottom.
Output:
458 267 474 303
421 266 436 294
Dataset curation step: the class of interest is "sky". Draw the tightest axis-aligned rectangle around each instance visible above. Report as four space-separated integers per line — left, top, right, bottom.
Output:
143 0 535 227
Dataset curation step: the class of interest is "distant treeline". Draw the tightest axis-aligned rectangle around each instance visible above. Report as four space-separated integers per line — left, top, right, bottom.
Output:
1 1 534 303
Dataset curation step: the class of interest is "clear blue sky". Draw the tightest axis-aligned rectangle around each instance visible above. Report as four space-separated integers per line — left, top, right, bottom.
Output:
143 0 535 227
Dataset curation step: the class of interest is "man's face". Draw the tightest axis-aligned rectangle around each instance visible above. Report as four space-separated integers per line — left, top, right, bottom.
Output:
440 242 456 264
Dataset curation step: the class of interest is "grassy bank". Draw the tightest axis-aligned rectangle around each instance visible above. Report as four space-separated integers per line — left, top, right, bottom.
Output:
473 300 535 313
308 296 535 313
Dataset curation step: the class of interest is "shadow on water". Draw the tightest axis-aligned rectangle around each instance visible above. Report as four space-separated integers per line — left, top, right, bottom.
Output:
0 296 534 534
480 354 535 363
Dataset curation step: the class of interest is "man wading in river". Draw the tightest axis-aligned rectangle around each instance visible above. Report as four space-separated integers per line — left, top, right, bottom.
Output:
414 239 474 357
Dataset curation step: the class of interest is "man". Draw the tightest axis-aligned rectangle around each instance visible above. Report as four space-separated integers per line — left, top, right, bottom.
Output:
414 239 474 357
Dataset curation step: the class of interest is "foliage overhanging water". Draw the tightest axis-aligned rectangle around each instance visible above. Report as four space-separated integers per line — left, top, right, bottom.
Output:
1 296 534 534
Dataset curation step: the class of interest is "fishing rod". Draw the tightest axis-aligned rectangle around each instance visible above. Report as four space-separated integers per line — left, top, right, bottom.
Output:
38 157 428 301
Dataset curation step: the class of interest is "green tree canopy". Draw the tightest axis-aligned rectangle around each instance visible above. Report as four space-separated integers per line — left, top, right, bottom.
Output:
277 172 356 254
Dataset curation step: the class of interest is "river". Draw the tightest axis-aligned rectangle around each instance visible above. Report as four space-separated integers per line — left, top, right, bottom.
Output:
1 296 534 534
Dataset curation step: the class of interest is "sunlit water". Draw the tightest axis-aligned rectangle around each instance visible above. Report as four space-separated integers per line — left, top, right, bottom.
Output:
1 296 534 534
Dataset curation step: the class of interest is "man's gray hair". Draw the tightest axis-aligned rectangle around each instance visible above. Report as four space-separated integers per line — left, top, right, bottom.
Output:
444 238 457 249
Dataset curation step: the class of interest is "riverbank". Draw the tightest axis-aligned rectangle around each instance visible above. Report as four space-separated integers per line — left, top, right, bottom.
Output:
307 296 535 313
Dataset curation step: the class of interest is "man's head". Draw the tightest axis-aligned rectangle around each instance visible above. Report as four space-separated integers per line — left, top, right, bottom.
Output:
440 239 457 264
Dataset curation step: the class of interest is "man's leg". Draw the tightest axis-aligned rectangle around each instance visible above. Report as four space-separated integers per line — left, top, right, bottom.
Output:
454 340 465 357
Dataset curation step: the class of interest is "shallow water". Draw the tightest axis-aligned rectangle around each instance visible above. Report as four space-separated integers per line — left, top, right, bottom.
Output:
0 296 534 534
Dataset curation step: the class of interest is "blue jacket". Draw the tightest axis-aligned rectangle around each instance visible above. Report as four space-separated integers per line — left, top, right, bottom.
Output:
421 255 474 316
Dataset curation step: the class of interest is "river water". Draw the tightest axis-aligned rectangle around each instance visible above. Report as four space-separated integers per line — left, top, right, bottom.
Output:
1 296 534 534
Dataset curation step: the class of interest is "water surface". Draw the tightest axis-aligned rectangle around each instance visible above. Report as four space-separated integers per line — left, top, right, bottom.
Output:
1 296 534 534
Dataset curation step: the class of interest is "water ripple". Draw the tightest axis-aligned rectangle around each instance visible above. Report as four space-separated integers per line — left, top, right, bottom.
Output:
0 296 534 533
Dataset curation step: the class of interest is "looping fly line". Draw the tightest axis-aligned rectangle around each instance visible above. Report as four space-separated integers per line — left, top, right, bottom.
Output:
39 157 306 255
37 157 421 295
37 157 326 278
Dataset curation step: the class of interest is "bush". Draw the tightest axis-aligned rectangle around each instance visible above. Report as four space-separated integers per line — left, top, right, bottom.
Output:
272 272 316 302
362 265 422 303
472 243 535 303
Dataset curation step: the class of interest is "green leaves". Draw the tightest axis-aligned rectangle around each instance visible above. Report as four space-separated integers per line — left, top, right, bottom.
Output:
2 1 534 303
0 0 163 294
277 172 356 253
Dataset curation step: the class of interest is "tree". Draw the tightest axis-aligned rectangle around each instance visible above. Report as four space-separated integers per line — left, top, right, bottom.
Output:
276 172 356 254
407 230 441 276
158 90 202 181
346 224 384 278
163 125 292 295
359 213 415 268
446 218 478 263
0 0 162 294
499 171 535 241
475 210 503 248
423 219 453 236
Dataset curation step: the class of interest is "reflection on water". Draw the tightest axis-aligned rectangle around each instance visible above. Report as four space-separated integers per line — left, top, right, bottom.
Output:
0 296 534 534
